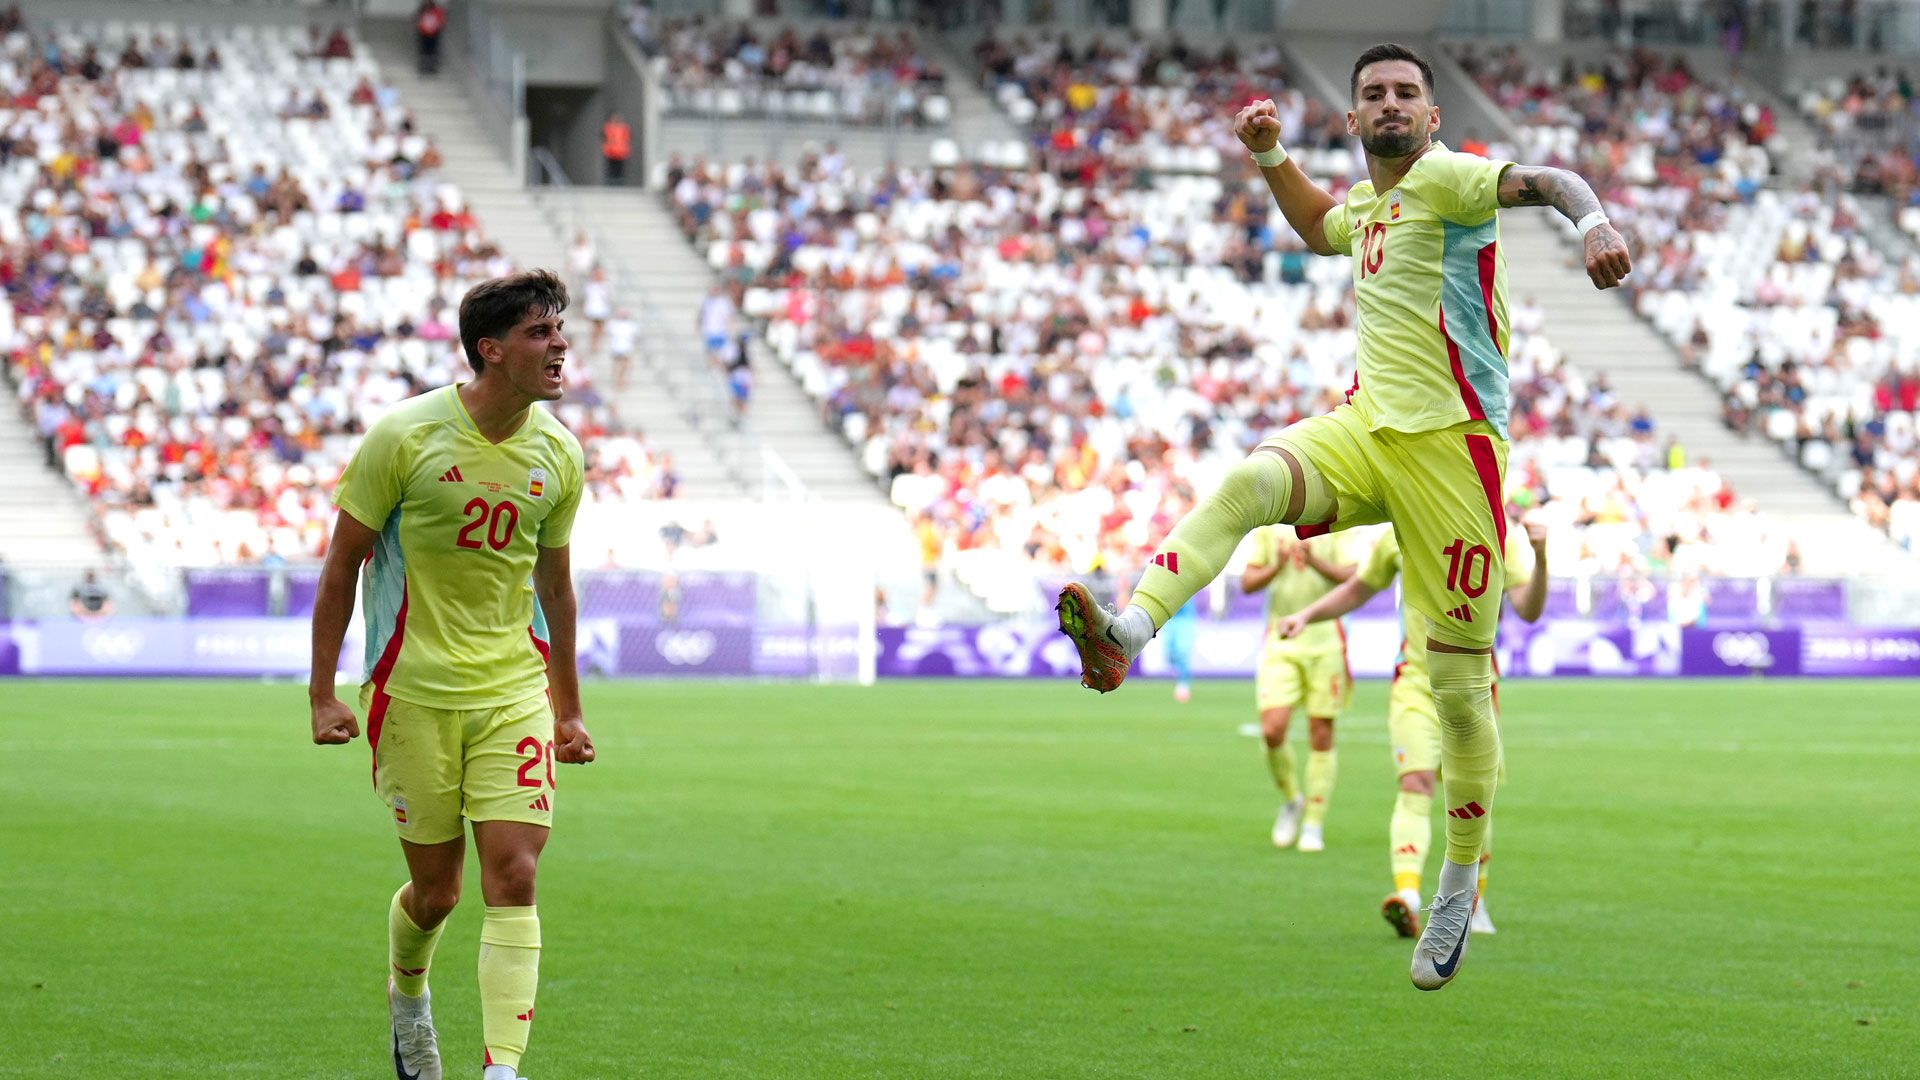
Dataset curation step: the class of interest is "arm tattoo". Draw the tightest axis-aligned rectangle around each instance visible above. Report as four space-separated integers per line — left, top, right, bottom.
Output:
1501 166 1604 228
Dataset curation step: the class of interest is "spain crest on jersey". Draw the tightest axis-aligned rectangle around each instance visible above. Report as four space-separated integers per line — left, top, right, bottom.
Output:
528 467 546 499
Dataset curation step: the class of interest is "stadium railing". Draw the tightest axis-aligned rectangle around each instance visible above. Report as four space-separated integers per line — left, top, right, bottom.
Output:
528 146 765 494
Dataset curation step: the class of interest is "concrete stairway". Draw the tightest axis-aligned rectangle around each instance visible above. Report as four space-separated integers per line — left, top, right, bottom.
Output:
0 407 101 565
557 188 888 503
359 23 740 497
1498 212 1841 517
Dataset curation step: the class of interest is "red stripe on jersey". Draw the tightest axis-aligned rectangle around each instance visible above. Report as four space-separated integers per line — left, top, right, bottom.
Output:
1477 242 1503 354
1334 619 1352 684
1437 309 1488 422
1465 434 1508 553
529 626 551 667
366 584 409 788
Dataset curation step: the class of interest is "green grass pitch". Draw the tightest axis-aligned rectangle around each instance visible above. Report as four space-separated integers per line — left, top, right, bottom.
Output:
5 677 1914 1078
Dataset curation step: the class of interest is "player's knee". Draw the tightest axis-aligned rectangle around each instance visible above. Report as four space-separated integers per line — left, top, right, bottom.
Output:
412 884 461 927
1399 771 1436 796
1260 708 1290 744
1308 717 1334 751
1251 442 1335 526
1214 449 1293 529
486 850 541 904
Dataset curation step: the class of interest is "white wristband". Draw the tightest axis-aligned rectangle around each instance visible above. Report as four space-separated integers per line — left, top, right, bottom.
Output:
1251 144 1288 168
1576 210 1609 237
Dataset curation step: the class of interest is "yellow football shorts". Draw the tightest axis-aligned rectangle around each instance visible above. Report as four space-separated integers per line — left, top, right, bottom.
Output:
1268 403 1510 650
1388 672 1507 779
362 684 557 844
1255 643 1351 716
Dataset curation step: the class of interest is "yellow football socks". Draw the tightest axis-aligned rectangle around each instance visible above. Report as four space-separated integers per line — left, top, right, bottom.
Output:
1265 741 1299 802
1428 649 1501 869
1303 750 1337 826
1389 790 1432 890
479 905 541 1071
1134 451 1303 626
1478 817 1493 896
388 884 445 998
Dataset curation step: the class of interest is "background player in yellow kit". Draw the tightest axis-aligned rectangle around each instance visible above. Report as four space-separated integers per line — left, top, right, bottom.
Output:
1279 515 1547 939
1240 526 1358 852
307 270 594 1080
1056 42 1628 989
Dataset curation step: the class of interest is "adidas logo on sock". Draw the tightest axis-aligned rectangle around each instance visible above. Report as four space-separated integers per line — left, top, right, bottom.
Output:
1152 552 1180 574
1447 801 1488 820
1444 604 1472 622
438 466 464 483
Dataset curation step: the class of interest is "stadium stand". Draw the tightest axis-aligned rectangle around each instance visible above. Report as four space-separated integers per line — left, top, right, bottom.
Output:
653 16 952 127
0 16 674 567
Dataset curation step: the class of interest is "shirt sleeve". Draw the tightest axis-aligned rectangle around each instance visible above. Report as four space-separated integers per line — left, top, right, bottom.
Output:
537 438 586 548
332 415 409 531
1322 200 1355 255
1420 151 1513 224
1358 529 1401 592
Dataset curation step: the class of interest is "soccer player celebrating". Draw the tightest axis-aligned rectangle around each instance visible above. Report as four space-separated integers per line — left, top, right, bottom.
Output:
308 269 594 1080
1239 526 1358 852
1055 43 1629 990
1276 516 1548 939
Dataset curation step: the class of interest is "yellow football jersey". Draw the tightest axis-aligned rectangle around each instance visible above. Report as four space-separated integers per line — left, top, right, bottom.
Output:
1251 527 1357 656
334 385 585 710
1322 144 1515 439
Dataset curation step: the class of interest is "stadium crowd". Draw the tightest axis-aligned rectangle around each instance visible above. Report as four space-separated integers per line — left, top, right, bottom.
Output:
665 144 1787 581
971 30 1351 175
649 14 952 126
2 18 673 567
1461 46 1920 551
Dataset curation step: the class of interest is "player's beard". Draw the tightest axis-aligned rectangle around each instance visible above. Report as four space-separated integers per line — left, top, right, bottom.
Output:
1360 123 1425 159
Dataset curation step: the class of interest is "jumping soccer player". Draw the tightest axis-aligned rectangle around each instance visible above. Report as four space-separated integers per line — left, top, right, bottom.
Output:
1240 526 1358 852
1055 42 1629 990
308 269 594 1080
1276 516 1547 938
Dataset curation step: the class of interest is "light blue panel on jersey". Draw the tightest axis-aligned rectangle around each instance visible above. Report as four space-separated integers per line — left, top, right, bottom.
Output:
361 508 409 681
529 588 549 653
1439 219 1510 439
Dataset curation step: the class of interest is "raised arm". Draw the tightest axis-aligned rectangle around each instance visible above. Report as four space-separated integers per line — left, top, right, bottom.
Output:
1506 518 1550 624
1235 99 1342 257
308 510 380 744
1274 575 1383 640
1497 165 1632 290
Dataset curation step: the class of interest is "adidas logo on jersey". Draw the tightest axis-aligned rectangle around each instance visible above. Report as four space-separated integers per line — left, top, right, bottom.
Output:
528 793 550 812
437 466 464 483
1444 604 1473 622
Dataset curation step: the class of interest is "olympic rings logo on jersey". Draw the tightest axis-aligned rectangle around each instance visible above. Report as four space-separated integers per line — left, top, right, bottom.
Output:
1711 632 1775 669
654 629 717 666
